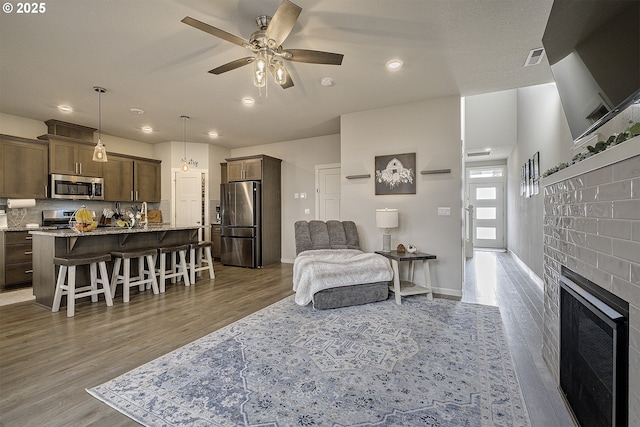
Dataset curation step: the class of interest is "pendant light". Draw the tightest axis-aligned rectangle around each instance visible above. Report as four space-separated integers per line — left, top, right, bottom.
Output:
92 86 108 162
180 115 190 173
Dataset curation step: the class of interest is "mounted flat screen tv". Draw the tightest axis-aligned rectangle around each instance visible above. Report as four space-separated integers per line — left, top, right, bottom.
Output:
542 0 640 142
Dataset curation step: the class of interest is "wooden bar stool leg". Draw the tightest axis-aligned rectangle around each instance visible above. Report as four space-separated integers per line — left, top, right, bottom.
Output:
123 258 131 303
98 261 113 307
179 249 190 286
204 246 215 279
146 254 159 294
52 265 68 313
110 258 121 299
90 263 99 303
189 246 196 285
159 252 167 293
66 266 76 317
170 251 177 284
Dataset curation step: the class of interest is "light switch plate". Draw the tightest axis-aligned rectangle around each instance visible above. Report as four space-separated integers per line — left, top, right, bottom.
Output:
438 207 451 216
304 208 310 215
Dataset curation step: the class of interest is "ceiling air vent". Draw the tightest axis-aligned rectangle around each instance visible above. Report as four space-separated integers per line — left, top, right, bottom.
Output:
524 48 545 67
467 151 491 157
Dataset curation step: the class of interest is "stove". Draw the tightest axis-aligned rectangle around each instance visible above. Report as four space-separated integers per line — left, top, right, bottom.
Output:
42 209 96 229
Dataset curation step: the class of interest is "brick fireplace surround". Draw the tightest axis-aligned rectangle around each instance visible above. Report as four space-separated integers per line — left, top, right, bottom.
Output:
542 136 640 425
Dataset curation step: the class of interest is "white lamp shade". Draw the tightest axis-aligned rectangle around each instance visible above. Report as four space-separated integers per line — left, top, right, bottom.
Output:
376 208 398 229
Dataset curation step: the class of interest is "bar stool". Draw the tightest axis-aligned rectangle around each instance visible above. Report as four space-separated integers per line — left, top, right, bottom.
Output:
110 248 158 303
189 241 215 284
52 253 113 317
156 244 190 292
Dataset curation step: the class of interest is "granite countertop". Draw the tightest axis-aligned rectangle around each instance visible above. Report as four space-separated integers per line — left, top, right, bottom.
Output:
1 226 58 232
28 224 202 237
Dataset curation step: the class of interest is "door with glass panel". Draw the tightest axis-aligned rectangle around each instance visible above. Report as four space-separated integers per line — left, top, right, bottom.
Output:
469 181 505 249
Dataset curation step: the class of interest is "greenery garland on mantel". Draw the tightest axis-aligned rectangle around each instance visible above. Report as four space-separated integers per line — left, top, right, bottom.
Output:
542 121 640 178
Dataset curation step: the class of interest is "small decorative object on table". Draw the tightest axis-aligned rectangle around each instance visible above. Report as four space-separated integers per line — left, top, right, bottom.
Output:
407 244 418 253
397 243 406 253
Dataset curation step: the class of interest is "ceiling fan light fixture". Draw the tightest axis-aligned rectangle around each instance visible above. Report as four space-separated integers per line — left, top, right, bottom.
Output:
254 49 268 87
274 60 287 85
92 86 108 163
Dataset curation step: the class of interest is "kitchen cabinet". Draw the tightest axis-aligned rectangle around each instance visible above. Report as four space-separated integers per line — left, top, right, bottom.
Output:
211 223 221 260
0 135 48 198
48 137 103 177
103 154 134 201
103 154 160 202
1 231 33 290
134 159 161 202
226 157 263 181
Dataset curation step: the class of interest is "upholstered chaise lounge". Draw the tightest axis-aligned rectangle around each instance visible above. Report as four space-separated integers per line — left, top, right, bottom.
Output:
293 220 393 309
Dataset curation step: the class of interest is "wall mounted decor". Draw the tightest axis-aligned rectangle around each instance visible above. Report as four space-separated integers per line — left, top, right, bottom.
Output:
375 152 416 195
521 151 540 197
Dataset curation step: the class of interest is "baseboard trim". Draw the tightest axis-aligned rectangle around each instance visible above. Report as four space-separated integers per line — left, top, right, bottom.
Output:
507 249 544 290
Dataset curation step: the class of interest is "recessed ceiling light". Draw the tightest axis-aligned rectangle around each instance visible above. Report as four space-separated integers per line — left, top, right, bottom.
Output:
57 105 72 113
320 77 334 87
208 131 219 138
242 97 255 106
130 108 145 115
386 59 404 70
142 126 153 133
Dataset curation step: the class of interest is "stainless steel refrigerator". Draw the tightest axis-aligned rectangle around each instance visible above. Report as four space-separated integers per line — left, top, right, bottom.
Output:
220 181 261 268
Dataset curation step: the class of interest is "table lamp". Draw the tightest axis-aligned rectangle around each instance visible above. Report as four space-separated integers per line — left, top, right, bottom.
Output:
376 208 398 252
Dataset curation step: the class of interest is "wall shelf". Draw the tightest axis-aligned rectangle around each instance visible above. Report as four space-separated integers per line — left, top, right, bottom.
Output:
420 169 451 175
345 174 371 179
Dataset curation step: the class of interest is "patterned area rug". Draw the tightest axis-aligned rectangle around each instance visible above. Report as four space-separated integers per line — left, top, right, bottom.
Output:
88 296 530 426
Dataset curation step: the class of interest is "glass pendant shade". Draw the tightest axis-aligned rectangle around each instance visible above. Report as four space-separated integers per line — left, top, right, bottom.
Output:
92 86 108 162
92 139 107 162
180 115 190 173
254 50 268 87
274 60 287 85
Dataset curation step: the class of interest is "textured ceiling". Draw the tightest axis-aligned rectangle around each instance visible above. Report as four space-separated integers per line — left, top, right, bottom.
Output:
0 0 554 150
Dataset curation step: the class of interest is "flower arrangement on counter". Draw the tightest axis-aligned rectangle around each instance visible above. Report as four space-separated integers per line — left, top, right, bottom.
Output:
542 121 640 178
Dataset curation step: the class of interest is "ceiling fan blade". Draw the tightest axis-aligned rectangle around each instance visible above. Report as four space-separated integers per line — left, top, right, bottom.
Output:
283 49 344 65
208 57 255 75
264 0 302 49
269 65 294 89
182 16 248 48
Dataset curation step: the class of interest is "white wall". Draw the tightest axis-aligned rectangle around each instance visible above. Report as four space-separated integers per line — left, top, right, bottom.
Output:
507 83 572 277
465 89 518 152
341 97 464 297
230 134 341 262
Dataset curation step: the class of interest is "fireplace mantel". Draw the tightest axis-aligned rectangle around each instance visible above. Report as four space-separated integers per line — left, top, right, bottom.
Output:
541 134 640 187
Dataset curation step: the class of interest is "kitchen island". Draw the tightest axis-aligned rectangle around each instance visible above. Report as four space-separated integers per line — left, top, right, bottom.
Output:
29 225 201 308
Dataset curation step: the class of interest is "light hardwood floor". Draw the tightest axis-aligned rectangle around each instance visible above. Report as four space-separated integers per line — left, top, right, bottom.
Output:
0 253 574 426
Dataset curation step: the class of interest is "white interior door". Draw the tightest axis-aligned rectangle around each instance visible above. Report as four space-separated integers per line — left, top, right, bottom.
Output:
316 165 341 220
174 171 202 232
469 182 505 249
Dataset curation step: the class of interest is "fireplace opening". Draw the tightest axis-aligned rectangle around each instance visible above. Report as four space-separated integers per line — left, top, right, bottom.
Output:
559 267 629 427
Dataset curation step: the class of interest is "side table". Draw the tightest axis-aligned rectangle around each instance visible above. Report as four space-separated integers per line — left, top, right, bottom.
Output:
375 250 436 305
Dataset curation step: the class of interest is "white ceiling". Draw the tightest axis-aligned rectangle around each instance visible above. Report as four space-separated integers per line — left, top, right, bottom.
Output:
0 0 555 150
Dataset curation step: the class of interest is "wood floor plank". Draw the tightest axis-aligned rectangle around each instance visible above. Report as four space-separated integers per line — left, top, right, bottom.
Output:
1 255 574 426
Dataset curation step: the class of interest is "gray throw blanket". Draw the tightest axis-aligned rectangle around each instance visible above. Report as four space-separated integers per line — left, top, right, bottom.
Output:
293 249 393 306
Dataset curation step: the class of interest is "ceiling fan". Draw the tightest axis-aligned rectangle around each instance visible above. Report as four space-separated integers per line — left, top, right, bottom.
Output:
181 0 344 89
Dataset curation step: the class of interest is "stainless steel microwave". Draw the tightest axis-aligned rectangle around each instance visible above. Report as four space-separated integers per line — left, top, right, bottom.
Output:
50 174 104 200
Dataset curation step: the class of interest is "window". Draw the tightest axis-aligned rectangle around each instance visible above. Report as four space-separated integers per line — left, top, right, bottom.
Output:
475 187 496 200
476 227 497 240
476 207 497 220
469 168 503 179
